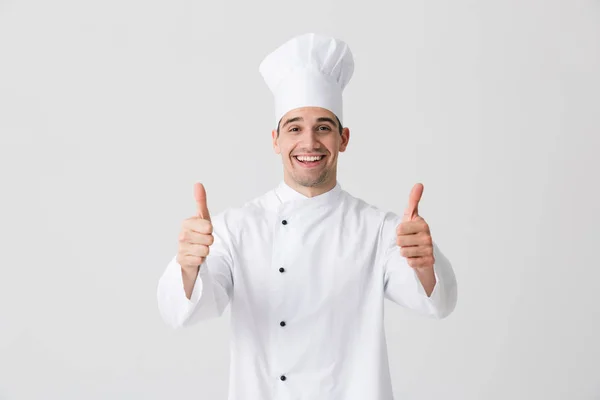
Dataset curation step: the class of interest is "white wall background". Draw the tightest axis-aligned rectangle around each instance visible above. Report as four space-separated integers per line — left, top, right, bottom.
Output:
1 0 599 399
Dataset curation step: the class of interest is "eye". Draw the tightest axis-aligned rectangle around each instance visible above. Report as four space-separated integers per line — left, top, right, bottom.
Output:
318 125 332 131
289 126 300 132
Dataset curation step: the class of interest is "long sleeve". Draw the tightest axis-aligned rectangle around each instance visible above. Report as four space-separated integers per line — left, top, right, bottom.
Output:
380 213 457 319
157 213 234 329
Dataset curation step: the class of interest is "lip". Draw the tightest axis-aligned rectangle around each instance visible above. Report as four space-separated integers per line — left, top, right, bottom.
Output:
292 154 326 169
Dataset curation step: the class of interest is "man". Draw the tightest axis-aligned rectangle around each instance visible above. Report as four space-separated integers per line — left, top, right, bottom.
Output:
157 32 457 399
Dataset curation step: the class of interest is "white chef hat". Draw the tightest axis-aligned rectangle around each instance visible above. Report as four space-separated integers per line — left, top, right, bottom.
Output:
259 32 355 128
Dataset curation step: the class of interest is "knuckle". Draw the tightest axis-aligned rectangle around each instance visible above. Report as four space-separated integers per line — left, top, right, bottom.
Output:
178 231 187 242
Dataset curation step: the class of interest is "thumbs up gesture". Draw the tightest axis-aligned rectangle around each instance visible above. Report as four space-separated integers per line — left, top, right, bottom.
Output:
396 183 435 270
176 183 215 271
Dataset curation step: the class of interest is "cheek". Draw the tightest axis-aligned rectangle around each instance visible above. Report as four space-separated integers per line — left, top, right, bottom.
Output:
325 140 340 155
277 144 292 159
279 140 296 155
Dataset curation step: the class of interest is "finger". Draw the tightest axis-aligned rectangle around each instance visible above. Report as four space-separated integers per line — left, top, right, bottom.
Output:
407 256 435 269
396 232 432 247
402 183 424 222
183 218 213 235
189 218 213 235
400 245 433 258
180 254 205 267
396 219 429 235
194 182 211 222
183 244 210 258
179 231 214 246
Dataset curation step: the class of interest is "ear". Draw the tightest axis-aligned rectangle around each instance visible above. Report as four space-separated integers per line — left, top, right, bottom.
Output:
339 127 350 152
272 129 281 154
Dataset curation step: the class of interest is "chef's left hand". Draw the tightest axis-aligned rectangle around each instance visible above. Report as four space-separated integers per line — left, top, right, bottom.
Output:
396 183 435 270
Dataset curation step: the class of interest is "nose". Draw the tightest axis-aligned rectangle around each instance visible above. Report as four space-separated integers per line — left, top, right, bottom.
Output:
300 130 322 150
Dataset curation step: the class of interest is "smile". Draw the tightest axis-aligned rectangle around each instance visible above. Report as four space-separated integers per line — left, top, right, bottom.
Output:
293 155 326 168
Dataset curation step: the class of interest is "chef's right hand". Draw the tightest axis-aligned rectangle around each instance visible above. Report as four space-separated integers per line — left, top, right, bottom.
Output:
176 182 214 271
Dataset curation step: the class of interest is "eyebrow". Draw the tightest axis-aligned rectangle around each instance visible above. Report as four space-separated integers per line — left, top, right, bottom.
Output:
316 117 338 127
281 116 338 129
281 116 303 128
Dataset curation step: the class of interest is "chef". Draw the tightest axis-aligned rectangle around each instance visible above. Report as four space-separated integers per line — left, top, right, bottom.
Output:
157 32 457 400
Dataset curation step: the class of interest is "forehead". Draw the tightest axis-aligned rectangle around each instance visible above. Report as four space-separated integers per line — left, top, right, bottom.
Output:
280 106 337 122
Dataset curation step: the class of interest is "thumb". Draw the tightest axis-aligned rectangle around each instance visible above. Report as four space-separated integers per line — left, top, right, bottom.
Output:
194 182 211 222
402 183 424 222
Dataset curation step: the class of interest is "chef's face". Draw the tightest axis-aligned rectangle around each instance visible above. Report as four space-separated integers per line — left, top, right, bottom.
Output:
272 107 350 189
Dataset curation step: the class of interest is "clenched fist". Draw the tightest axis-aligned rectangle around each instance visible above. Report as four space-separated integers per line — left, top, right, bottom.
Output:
176 182 214 271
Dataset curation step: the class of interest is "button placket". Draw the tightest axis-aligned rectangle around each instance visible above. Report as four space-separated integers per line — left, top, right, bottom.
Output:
274 206 294 385
279 217 288 325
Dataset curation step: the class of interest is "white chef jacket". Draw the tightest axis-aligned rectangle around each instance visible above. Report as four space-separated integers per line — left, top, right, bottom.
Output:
157 181 457 400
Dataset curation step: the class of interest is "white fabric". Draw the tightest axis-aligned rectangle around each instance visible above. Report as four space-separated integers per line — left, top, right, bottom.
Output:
157 181 458 400
259 32 355 126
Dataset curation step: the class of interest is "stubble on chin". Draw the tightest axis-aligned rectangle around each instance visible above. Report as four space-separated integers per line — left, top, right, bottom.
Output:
292 169 330 188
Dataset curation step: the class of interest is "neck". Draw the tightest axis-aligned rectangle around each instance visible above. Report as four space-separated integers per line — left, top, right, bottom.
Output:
283 175 337 198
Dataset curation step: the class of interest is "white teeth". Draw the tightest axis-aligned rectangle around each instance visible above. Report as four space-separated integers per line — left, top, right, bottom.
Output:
296 155 324 162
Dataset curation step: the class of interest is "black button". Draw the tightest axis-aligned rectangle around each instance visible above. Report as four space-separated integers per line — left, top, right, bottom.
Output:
280 321 286 327
280 375 287 381
279 267 285 273
282 220 287 225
